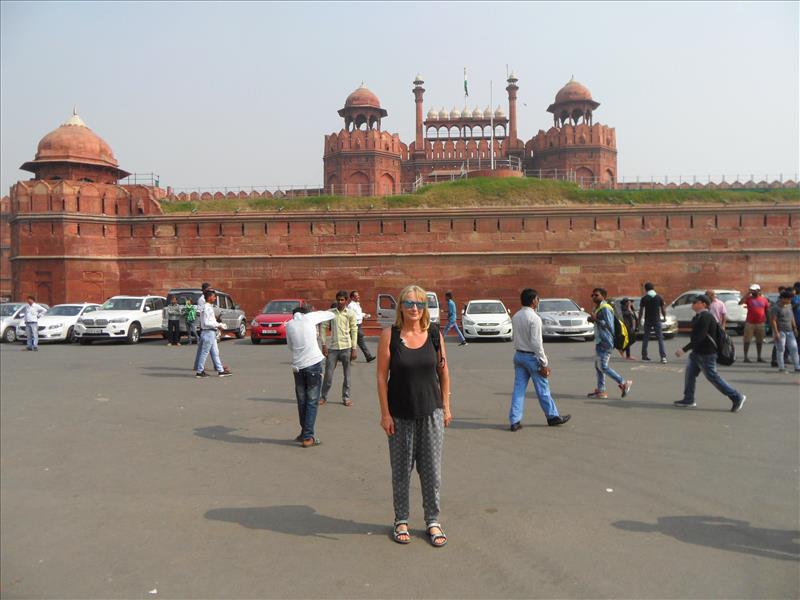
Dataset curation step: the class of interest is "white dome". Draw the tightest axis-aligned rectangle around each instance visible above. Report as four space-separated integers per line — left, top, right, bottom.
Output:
461 106 470 118
494 105 506 118
483 105 492 118
438 106 448 120
450 105 460 119
472 106 482 118
427 108 437 120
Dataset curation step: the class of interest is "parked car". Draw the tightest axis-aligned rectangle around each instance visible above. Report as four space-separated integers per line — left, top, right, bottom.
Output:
461 299 513 341
536 298 594 341
1 302 50 343
75 295 166 344
15 303 101 343
667 289 746 333
163 288 248 339
376 291 441 326
610 296 678 339
250 299 313 343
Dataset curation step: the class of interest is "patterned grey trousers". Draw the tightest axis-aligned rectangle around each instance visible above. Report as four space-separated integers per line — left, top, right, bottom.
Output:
387 408 444 524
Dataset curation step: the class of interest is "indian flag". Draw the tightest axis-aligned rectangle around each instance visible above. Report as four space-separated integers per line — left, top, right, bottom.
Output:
463 67 469 97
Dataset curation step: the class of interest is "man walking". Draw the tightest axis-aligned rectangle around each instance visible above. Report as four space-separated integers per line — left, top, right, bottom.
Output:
706 289 727 330
320 290 358 406
769 290 800 373
739 283 769 363
193 282 212 366
286 306 335 447
195 289 232 378
638 282 668 363
444 291 467 346
509 289 571 430
674 294 746 411
20 295 47 351
348 290 375 362
587 288 633 399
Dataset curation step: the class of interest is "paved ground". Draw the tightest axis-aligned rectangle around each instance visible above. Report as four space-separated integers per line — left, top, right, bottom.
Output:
1 333 798 599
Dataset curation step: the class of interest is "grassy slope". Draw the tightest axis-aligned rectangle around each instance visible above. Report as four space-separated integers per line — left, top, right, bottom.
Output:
161 177 800 213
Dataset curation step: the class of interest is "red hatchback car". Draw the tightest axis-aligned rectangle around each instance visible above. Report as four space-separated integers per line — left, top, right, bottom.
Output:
250 299 313 343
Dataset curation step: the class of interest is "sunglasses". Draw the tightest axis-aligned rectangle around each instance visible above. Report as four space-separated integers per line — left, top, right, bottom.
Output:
401 300 427 310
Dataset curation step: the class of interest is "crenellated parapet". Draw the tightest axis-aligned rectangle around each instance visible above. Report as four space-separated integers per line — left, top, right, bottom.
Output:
9 180 163 217
323 129 407 158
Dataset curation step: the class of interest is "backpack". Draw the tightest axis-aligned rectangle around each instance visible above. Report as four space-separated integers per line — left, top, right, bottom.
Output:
597 303 632 351
710 320 736 366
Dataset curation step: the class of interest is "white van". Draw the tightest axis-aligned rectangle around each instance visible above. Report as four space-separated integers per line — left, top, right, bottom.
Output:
377 291 440 327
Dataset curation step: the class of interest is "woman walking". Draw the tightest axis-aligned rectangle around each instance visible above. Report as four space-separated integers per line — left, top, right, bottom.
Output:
376 285 451 547
620 298 638 360
166 295 183 346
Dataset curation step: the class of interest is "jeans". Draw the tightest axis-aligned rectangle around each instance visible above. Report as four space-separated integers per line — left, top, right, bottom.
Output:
595 346 625 391
641 320 666 359
510 351 559 424
443 321 466 343
356 324 374 360
168 320 181 344
294 360 323 440
196 330 223 373
321 349 351 401
25 323 38 349
185 321 198 344
775 331 800 371
683 352 742 403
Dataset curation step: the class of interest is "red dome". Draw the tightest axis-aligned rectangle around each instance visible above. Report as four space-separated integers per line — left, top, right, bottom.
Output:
344 86 382 109
33 114 120 169
554 79 593 104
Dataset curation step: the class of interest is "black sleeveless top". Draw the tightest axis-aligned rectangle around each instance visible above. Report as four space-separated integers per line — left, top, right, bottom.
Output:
387 325 442 419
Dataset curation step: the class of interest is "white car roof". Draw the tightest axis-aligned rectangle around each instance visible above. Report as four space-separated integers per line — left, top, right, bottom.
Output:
539 298 578 302
674 289 741 296
467 299 506 304
107 295 164 300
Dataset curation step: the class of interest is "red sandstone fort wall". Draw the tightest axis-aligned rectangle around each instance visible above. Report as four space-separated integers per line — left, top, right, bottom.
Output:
6 183 798 324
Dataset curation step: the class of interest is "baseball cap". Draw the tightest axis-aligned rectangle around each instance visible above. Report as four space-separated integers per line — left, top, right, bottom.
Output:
749 284 761 291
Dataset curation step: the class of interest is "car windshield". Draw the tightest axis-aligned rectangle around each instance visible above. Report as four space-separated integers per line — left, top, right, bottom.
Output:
467 302 506 315
170 291 202 304
264 301 300 314
101 298 143 311
0 304 22 316
46 306 82 316
426 293 439 308
717 292 741 303
538 300 580 313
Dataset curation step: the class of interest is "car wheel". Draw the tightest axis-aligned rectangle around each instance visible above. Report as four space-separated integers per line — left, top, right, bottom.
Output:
126 323 141 344
3 328 16 343
66 326 76 343
236 321 246 339
251 337 261 344
79 339 92 345
584 335 595 342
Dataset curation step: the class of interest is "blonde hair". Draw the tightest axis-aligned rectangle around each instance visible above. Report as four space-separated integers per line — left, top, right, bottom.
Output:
394 284 430 331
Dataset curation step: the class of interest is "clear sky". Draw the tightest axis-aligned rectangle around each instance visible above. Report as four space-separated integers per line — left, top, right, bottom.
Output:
1 1 798 193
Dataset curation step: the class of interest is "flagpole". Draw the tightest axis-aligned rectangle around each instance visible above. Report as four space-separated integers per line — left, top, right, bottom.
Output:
490 80 494 171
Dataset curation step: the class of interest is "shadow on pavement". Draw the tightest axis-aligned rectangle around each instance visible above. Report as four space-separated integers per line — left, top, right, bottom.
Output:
193 425 297 447
613 516 800 561
204 505 383 540
448 418 511 431
246 396 295 404
582 398 725 412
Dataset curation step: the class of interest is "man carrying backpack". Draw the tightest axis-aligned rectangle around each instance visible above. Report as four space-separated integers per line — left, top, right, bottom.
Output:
587 288 633 399
674 294 746 412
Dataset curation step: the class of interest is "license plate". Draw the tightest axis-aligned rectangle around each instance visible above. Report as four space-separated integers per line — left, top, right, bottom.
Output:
479 329 495 333
88 328 103 334
263 329 277 334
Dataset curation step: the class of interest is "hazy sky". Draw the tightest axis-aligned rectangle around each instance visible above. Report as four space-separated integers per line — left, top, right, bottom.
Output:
1 1 798 193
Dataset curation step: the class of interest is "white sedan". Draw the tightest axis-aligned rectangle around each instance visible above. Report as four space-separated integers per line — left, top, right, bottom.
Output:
461 299 513 341
16 303 101 343
536 298 595 341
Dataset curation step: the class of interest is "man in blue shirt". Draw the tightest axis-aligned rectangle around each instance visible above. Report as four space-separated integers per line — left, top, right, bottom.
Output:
587 287 632 399
444 291 468 346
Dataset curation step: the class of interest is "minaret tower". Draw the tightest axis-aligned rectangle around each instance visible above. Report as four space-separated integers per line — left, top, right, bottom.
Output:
412 74 425 158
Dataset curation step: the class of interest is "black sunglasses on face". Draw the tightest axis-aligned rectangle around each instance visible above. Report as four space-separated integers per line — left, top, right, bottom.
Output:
401 300 427 310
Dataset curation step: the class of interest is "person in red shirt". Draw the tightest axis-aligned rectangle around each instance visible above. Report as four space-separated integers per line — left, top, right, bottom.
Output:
739 284 770 363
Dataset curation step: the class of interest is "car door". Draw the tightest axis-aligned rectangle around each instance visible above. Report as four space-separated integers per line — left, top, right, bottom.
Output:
669 293 697 326
377 294 397 327
219 294 235 330
143 297 163 333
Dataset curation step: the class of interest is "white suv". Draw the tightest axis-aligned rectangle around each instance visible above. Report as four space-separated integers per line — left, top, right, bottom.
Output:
667 289 746 333
75 296 166 344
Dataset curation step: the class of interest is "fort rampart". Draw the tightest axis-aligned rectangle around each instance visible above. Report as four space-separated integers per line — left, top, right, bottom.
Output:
3 179 798 324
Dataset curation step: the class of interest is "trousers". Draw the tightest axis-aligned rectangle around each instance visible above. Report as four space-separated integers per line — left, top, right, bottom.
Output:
443 321 466 343
321 349 352 401
595 346 625 391
387 409 444 524
356 324 374 360
509 351 560 424
25 323 39 349
196 330 223 373
641 320 666 359
775 331 800 371
294 360 323 440
683 351 743 403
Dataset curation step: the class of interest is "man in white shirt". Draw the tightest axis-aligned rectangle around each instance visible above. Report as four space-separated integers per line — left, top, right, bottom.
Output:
20 296 47 351
193 282 212 366
286 306 335 447
348 290 375 362
195 289 232 378
508 288 571 430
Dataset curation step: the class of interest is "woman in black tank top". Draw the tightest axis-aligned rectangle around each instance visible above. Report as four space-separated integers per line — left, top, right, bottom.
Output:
377 285 451 546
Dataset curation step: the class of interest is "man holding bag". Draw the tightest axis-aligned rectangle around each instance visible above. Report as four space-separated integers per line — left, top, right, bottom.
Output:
508 288 571 431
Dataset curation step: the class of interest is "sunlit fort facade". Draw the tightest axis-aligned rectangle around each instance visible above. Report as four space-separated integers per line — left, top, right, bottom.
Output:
324 74 617 195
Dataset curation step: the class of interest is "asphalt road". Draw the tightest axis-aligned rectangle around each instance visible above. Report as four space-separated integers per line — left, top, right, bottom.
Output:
1 334 798 599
